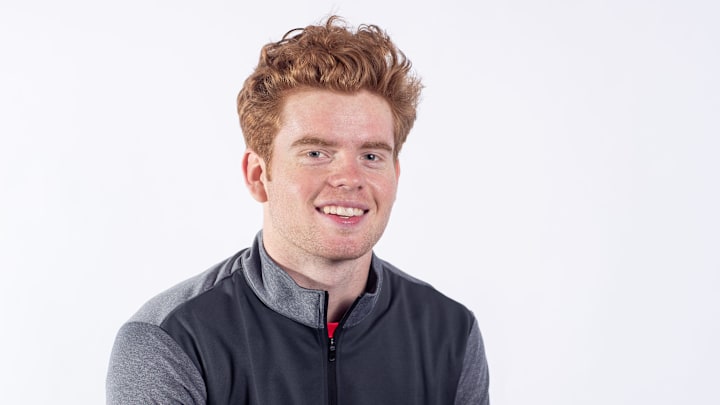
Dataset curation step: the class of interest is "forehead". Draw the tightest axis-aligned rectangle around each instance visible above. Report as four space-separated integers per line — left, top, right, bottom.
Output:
276 89 395 147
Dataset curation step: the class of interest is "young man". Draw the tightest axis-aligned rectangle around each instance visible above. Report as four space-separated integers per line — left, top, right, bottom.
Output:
107 16 489 404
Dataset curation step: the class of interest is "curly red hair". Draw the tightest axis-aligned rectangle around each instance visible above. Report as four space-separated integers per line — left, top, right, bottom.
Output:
237 16 423 170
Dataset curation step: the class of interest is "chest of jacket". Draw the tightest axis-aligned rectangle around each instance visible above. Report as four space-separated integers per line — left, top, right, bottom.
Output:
160 269 472 405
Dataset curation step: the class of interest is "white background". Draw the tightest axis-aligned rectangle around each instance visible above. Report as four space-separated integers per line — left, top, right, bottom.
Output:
1 0 718 404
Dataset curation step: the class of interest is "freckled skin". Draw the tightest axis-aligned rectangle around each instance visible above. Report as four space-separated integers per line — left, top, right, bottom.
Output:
257 89 399 270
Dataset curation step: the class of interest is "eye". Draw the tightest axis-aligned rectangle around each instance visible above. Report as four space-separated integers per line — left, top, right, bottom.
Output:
307 151 323 158
363 153 378 161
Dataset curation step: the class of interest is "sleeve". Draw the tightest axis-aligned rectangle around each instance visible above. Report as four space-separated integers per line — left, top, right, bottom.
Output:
106 321 207 405
454 317 490 405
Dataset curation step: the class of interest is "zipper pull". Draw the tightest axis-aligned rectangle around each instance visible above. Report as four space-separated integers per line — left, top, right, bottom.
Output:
328 337 336 362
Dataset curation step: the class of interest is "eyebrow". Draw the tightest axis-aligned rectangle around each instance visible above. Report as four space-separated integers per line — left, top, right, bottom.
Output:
290 136 394 152
360 141 393 152
290 136 336 148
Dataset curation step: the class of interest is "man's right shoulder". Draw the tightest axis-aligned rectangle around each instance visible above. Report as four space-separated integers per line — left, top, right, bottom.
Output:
129 249 247 326
106 250 248 405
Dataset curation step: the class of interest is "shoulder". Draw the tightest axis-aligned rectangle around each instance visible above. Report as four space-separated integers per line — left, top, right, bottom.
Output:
107 321 207 404
375 257 476 328
379 258 470 309
107 250 248 404
129 249 247 326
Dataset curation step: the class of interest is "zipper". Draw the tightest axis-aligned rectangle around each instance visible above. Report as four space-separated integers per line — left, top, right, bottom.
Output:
325 292 338 405
327 333 338 405
325 292 361 405
328 336 337 362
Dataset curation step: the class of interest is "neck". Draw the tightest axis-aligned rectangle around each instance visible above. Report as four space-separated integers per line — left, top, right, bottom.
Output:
263 245 372 323
282 261 369 322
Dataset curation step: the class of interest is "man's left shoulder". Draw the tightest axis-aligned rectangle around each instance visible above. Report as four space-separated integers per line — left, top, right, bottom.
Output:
377 258 476 320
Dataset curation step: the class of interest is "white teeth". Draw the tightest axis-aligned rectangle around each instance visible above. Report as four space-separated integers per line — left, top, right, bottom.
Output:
322 205 364 217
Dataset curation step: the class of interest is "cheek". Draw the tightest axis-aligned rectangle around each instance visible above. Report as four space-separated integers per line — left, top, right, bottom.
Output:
371 174 399 200
267 170 315 202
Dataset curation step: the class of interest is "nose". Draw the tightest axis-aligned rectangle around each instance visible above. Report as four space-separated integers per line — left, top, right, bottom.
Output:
328 156 363 190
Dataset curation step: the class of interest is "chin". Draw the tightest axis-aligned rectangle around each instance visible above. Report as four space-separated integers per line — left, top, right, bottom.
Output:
316 243 373 262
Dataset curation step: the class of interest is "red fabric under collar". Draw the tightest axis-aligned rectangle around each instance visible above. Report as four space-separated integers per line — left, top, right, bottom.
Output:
327 322 339 338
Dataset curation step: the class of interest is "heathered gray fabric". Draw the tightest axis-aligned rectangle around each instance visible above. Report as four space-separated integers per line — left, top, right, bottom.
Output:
241 236 326 328
107 321 206 404
129 253 243 325
454 318 490 405
109 241 246 404
243 232 384 328
343 255 382 328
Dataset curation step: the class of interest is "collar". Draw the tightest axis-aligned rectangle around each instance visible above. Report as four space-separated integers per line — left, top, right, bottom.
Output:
241 232 383 329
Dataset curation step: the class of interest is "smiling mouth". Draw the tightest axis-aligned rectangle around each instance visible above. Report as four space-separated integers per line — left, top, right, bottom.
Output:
320 205 366 217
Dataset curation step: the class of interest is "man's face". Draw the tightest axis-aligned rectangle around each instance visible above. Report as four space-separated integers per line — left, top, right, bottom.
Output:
257 89 399 265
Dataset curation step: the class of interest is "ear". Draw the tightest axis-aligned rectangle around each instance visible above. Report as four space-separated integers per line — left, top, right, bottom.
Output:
242 149 268 202
395 159 401 181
